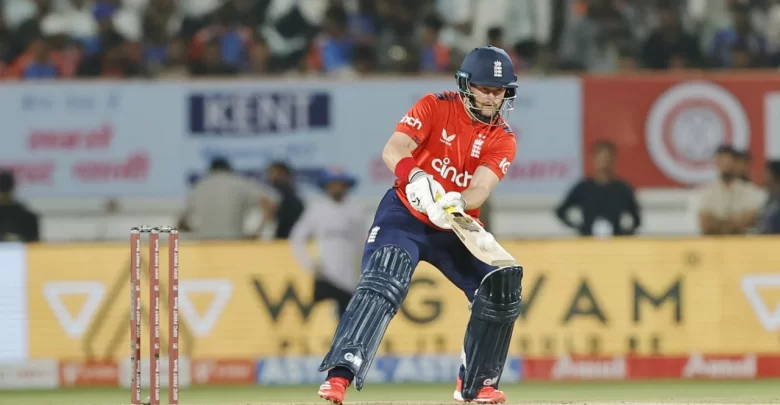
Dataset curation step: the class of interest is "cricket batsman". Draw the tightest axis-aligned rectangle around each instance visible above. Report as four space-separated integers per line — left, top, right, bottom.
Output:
317 46 523 404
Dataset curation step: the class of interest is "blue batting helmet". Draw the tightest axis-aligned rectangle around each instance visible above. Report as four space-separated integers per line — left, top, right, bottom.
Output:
455 46 518 124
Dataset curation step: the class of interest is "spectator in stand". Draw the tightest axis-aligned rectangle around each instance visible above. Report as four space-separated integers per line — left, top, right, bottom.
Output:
757 160 780 234
694 145 766 235
74 2 134 77
351 0 378 42
0 9 12 73
730 39 760 68
710 2 767 68
178 157 279 240
9 0 52 63
735 150 753 182
0 171 39 242
8 37 58 79
735 149 768 225
307 5 355 76
616 43 639 72
9 0 780 79
556 140 641 237
244 34 286 75
557 0 634 72
178 0 223 38
351 43 376 76
189 2 254 74
642 2 701 69
43 16 83 78
141 0 180 75
57 0 98 42
265 161 304 240
668 48 697 70
419 13 449 72
190 38 237 76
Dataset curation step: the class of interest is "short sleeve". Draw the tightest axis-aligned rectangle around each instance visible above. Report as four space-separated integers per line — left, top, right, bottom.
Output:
696 186 716 214
242 177 280 205
394 94 438 145
479 135 517 180
745 183 768 211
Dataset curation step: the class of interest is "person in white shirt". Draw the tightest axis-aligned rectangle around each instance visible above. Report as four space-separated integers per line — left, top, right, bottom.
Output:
290 168 366 318
694 145 766 235
178 157 279 240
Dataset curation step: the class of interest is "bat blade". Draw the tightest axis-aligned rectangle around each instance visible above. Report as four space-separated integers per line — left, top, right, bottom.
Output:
445 210 516 267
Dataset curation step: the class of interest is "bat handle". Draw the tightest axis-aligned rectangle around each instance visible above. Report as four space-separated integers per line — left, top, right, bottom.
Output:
436 192 458 214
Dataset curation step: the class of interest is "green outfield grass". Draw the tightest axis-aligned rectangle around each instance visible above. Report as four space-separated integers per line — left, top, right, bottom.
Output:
1 380 779 405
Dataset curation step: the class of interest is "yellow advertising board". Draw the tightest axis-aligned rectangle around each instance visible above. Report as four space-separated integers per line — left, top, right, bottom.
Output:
26 237 780 360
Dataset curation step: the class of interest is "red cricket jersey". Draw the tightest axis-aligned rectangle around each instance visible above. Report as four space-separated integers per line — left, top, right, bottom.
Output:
393 91 517 228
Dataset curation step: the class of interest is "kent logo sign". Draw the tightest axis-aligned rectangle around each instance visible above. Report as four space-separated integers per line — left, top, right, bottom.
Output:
188 91 331 135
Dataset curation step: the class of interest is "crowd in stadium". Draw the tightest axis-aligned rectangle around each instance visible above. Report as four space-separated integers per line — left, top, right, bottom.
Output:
1 0 780 80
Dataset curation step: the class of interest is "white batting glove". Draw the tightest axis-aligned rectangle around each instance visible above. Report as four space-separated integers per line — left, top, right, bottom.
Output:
405 170 445 213
426 191 465 230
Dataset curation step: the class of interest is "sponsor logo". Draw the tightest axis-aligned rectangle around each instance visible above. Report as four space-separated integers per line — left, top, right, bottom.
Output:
645 81 749 184
344 353 363 368
741 275 780 331
399 115 423 130
193 359 255 385
189 92 330 135
440 129 456 146
499 157 511 174
682 354 757 379
59 361 119 387
43 281 106 338
178 279 233 337
431 158 472 187
0 360 59 389
551 356 627 380
483 376 498 386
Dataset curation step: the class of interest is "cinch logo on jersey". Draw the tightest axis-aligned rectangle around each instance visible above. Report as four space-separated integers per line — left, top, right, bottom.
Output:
399 115 422 130
431 158 472 187
499 157 511 174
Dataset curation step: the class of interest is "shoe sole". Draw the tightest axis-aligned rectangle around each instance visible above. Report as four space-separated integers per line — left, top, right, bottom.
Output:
318 391 343 405
453 390 506 404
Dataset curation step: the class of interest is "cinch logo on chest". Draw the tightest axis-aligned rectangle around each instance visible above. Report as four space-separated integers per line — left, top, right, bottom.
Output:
431 157 472 187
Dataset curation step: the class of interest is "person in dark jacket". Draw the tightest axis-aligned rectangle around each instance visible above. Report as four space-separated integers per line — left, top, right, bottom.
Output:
266 161 304 239
0 171 40 242
555 140 641 237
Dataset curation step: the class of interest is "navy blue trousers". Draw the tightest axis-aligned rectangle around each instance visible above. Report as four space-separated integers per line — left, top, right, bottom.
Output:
363 189 497 301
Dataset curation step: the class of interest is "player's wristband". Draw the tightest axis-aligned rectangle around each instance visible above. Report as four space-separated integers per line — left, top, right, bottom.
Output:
395 157 418 182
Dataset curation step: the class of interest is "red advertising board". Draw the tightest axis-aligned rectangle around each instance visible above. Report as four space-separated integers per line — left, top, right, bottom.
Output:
523 354 780 381
191 359 256 385
582 74 780 187
58 360 119 387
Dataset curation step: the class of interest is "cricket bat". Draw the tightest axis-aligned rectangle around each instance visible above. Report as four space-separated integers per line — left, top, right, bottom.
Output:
442 205 517 267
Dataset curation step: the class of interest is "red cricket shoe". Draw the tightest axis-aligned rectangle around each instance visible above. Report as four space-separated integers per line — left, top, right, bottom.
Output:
453 375 507 404
318 377 350 405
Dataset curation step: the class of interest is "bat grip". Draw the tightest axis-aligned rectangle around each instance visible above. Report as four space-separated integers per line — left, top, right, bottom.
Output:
436 192 459 214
